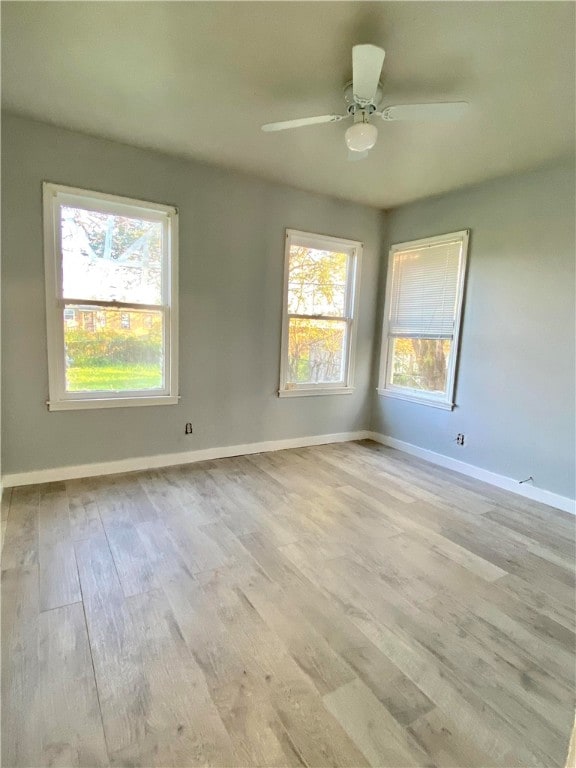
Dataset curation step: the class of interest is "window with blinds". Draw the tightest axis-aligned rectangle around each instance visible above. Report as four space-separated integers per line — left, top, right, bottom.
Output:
379 230 469 409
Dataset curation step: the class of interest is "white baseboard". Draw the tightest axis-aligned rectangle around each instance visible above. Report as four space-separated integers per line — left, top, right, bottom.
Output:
4 429 574 516
2 430 371 488
367 431 575 516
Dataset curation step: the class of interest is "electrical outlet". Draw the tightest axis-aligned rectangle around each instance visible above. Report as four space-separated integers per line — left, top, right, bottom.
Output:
456 433 465 446
185 423 193 435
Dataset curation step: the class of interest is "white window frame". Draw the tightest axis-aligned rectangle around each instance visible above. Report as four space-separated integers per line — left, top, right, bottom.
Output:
279 229 362 398
43 182 179 410
378 229 469 410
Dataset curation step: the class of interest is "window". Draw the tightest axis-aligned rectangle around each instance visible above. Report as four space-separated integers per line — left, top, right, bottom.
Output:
279 229 362 397
43 183 178 410
378 230 469 410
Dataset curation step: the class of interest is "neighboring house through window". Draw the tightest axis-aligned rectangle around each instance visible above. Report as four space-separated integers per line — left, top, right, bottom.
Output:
43 182 178 410
378 229 469 409
279 229 362 397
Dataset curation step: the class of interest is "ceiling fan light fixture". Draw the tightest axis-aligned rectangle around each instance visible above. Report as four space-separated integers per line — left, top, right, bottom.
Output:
345 121 378 152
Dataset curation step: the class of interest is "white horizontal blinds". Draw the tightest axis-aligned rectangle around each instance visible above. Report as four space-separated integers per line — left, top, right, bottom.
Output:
389 239 462 339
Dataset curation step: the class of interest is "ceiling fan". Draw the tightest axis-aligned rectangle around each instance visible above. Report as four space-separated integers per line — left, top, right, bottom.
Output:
261 44 468 160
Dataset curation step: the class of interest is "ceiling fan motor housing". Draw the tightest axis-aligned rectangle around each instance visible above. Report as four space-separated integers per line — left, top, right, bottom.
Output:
343 80 383 109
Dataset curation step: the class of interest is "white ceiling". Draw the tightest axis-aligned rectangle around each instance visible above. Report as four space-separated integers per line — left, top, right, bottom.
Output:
2 2 574 209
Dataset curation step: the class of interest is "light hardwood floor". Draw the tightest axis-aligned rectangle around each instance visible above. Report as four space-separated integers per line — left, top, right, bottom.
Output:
1 440 574 767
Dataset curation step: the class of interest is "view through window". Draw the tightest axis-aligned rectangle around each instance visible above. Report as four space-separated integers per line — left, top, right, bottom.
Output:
44 184 178 409
280 230 361 396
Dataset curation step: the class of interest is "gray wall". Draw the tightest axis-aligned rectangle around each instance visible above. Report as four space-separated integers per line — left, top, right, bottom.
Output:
372 159 576 499
3 113 574 501
1 113 382 475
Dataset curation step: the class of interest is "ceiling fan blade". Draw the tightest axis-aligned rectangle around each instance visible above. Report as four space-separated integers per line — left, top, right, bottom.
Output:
261 114 347 132
352 44 385 105
347 150 369 162
381 102 469 122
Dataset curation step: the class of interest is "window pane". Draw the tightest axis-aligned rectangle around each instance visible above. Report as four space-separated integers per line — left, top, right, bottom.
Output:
390 337 451 393
61 206 163 304
287 246 348 317
287 318 347 385
64 305 164 392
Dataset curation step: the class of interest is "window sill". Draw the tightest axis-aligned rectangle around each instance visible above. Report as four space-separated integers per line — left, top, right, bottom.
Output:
376 387 454 411
47 395 179 411
278 387 355 398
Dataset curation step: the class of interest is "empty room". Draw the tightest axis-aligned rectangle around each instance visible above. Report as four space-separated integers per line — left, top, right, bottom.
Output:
1 2 575 767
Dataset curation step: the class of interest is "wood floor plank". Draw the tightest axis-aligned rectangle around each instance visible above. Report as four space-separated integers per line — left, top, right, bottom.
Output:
407 602 571 765
213 697 307 768
338 483 508 582
267 672 371 767
245 450 331 501
407 708 508 768
74 533 149 753
117 588 236 766
38 483 81 611
65 478 105 542
136 519 197 584
209 467 300 547
108 722 236 768
455 587 576 681
231 455 294 507
137 468 213 526
484 504 575 550
100 520 159 598
195 564 307 681
1 566 42 768
93 473 158 526
161 508 230 575
269 492 381 559
1 484 39 570
38 603 109 766
450 571 576 659
245 535 436 726
313 443 494 516
199 518 258 562
452 503 574 570
319 551 569 765
165 558 367 767
324 678 432 767
96 473 175 602
151 540 309 766
496 573 576 632
347 602 564 767
313 487 405 547
235 561 356 696
1 486 13 558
